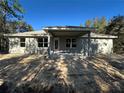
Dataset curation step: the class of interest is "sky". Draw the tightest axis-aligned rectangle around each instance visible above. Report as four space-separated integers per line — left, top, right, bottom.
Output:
20 0 124 30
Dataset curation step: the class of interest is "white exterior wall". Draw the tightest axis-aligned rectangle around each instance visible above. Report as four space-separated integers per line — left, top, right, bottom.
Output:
9 38 20 53
80 38 113 56
9 36 113 56
9 37 48 54
90 39 113 55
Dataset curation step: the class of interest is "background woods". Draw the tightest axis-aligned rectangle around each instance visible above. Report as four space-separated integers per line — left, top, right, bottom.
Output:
105 16 124 53
0 0 33 52
0 0 34 33
84 15 124 54
84 16 107 33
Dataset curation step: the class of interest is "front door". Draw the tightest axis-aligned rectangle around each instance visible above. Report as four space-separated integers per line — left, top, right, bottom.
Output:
54 38 59 50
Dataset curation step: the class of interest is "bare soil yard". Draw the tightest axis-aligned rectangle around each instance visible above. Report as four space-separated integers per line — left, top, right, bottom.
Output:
0 53 124 93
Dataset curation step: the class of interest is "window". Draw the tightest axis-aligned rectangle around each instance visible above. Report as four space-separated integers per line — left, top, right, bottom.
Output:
37 37 48 47
20 38 25 47
38 38 43 47
72 39 76 47
44 38 48 47
66 39 71 48
66 39 76 48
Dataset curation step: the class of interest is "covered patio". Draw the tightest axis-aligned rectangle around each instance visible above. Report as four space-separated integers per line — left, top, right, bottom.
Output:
44 26 96 56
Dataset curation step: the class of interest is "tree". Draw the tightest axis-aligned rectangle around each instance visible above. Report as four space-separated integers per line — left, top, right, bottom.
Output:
84 17 107 33
0 0 24 19
105 15 124 53
0 0 33 33
93 17 99 28
85 20 92 27
27 25 34 31
0 0 30 52
0 0 24 33
105 16 124 35
4 21 34 33
99 17 107 33
92 17 107 33
16 21 34 32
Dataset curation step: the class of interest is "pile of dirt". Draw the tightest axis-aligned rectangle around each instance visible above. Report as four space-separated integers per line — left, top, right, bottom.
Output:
0 54 124 93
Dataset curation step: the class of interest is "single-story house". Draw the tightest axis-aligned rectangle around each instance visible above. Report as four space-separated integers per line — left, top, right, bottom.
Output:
4 26 117 57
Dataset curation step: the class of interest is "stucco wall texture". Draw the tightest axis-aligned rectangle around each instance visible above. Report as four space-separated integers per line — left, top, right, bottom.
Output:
9 37 113 56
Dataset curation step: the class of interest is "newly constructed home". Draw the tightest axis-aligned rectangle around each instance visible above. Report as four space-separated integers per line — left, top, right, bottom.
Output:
4 26 117 57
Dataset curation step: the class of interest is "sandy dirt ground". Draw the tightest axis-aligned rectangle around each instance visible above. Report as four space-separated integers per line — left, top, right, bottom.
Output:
0 53 124 93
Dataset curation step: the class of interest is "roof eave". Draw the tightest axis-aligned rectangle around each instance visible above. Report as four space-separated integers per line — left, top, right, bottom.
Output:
43 27 96 31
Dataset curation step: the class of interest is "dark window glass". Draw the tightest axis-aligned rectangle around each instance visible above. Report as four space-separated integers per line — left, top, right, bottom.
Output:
44 43 48 47
20 38 25 42
44 38 48 42
72 44 76 47
37 37 48 47
66 39 71 42
72 39 76 47
66 39 71 48
38 43 43 47
38 38 43 47
55 40 58 49
20 43 25 47
66 44 70 47
66 39 76 48
38 38 43 42
72 39 76 42
20 38 25 47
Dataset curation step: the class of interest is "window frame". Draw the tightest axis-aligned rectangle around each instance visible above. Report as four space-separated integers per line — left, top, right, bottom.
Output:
43 37 48 47
37 38 43 47
20 38 25 47
72 39 76 48
66 38 76 48
37 37 48 47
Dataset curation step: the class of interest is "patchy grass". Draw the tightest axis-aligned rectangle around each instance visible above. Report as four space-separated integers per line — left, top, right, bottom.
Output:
0 53 124 93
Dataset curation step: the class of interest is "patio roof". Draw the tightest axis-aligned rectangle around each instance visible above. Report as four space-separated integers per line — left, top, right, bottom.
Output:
43 26 96 37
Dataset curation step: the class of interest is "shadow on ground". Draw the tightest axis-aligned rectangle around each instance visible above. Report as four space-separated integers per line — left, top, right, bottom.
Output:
0 54 124 93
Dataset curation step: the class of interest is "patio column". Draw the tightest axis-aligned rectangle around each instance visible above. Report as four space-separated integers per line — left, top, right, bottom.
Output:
88 32 91 57
48 35 51 58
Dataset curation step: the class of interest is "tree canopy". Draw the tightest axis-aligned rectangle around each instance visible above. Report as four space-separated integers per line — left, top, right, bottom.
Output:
0 0 34 51
105 15 124 35
0 0 24 19
85 20 92 27
84 15 124 54
84 17 107 33
105 15 124 53
0 0 33 33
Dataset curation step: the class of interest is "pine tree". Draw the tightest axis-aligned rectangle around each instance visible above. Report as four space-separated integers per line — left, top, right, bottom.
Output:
105 15 124 53
85 20 92 27
99 17 107 33
92 17 107 33
0 0 24 33
93 17 99 28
